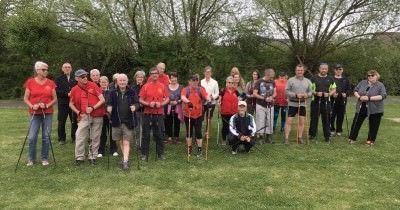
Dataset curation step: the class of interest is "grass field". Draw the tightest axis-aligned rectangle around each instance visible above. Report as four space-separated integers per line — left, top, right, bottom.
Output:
1 97 399 209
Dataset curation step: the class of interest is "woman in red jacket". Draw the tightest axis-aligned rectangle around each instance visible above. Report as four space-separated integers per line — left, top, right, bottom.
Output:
218 76 239 145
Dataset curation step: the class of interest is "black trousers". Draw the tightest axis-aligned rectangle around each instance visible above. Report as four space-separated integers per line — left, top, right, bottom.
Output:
57 103 77 142
228 134 254 152
142 114 164 156
98 116 117 154
330 98 346 133
349 104 383 142
221 114 234 141
309 98 331 139
165 108 180 138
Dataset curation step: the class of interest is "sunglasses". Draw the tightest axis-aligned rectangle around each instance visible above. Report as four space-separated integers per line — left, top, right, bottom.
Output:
79 75 87 79
367 74 375 77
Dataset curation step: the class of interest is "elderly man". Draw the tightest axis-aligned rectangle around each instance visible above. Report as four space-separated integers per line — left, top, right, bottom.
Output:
69 69 105 166
228 101 256 154
55 63 77 145
146 62 169 86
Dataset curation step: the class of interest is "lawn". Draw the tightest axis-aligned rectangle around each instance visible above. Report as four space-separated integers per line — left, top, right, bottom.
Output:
0 97 399 209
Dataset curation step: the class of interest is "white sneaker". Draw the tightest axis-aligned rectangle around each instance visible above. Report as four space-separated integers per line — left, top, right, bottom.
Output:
113 152 118 157
337 133 342 137
330 131 336 136
231 150 237 155
97 154 103 158
27 160 34 166
42 160 49 166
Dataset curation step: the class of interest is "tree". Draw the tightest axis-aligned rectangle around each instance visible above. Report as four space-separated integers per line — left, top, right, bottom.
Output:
254 0 400 73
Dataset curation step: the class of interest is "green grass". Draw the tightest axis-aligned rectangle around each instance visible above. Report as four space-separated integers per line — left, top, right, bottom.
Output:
1 97 400 209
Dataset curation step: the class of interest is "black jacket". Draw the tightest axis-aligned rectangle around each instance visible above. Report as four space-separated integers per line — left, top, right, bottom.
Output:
55 74 77 104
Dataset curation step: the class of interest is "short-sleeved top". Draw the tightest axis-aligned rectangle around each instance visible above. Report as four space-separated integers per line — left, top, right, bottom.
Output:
24 78 57 114
139 81 170 114
70 81 105 117
274 79 287 106
181 86 208 119
254 79 275 107
310 75 336 94
146 73 170 86
168 84 184 101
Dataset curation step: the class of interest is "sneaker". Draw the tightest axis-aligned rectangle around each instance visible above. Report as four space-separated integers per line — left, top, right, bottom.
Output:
122 161 129 170
197 150 202 158
348 139 356 144
75 160 84 166
112 152 119 157
97 153 103 158
158 154 166 161
330 131 336 137
42 160 49 166
141 155 148 161
59 140 66 145
231 150 237 155
336 132 342 137
27 160 34 166
365 140 374 146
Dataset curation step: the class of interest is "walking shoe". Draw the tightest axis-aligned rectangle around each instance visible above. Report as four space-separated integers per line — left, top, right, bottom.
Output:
231 150 237 155
112 152 119 157
89 159 96 165
97 153 103 158
59 140 66 145
42 160 49 166
27 160 34 166
336 132 342 137
365 140 374 146
75 160 84 166
348 139 356 144
330 131 336 137
197 150 202 158
297 138 303 144
141 155 148 161
158 154 166 161
122 161 129 170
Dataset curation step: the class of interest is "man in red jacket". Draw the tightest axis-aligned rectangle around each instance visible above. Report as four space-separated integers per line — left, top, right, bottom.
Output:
69 69 105 166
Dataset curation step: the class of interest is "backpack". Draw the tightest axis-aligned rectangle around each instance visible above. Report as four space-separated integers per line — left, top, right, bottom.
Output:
186 86 206 101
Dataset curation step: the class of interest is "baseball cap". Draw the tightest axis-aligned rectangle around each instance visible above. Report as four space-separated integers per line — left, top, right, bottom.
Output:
75 69 88 77
238 101 247 107
335 64 343 69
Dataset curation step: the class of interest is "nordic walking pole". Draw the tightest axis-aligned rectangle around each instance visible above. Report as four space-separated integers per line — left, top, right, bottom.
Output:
297 98 301 144
41 108 57 167
132 109 140 170
216 108 220 145
187 107 192 163
171 105 175 143
324 94 330 143
15 112 35 173
305 100 310 145
205 105 212 160
315 96 321 144
107 117 111 170
344 98 350 138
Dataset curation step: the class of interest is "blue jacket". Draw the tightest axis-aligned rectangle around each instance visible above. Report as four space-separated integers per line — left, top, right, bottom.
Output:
108 87 139 129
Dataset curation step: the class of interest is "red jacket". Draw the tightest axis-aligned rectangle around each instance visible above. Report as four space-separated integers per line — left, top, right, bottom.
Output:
220 87 239 115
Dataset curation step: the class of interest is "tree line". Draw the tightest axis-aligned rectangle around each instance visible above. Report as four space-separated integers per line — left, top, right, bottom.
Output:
0 0 399 99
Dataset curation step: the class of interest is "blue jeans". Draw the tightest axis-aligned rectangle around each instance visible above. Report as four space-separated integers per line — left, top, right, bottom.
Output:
273 105 287 130
28 113 52 161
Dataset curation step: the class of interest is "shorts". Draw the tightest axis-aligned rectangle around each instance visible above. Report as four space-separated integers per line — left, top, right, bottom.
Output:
288 106 306 117
112 124 133 141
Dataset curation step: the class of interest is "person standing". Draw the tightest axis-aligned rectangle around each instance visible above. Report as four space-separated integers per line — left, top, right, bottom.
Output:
309 63 336 143
90 69 101 87
181 74 211 157
348 70 386 146
165 72 184 144
200 66 219 119
228 101 256 154
245 69 260 115
97 76 118 158
330 64 351 137
146 62 170 86
274 71 288 132
284 64 312 144
139 67 170 161
253 68 277 144
55 62 77 145
107 74 139 170
69 69 105 166
23 61 57 166
132 71 146 148
218 76 239 145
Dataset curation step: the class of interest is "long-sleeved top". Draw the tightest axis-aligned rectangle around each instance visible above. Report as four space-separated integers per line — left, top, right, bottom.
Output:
201 78 219 104
285 76 312 107
229 113 256 137
354 80 386 114
55 74 77 104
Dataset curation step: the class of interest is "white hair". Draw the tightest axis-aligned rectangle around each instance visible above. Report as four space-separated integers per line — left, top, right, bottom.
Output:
90 69 100 75
117 73 128 80
34 61 48 70
112 73 120 81
99 76 109 83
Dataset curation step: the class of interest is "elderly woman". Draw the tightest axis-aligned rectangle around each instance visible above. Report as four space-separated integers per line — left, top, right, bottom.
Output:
165 72 184 144
132 70 146 148
218 76 240 145
348 70 387 146
23 61 57 166
98 76 118 157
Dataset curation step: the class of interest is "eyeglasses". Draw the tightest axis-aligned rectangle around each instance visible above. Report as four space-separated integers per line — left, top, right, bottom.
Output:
367 74 375 77
39 69 48 72
79 75 87 79
150 72 159 75
191 79 199 82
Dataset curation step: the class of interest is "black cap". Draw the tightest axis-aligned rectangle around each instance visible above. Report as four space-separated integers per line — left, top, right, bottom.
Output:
335 64 343 69
189 74 199 81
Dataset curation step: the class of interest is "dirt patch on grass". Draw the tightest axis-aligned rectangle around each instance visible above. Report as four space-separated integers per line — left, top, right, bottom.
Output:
387 118 400 123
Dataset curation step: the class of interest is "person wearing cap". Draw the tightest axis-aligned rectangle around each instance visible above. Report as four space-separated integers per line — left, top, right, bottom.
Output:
139 67 170 161
69 69 106 166
55 62 77 145
23 61 57 166
181 74 211 157
330 64 351 137
253 68 277 144
227 101 256 154
309 63 336 143
284 64 312 144
146 62 170 86
106 74 139 170
274 71 288 132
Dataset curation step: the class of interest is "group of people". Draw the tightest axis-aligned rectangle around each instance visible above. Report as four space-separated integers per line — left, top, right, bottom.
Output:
22 61 387 169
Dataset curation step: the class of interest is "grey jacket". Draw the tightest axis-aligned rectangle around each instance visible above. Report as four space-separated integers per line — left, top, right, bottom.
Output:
354 80 386 114
285 76 312 107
